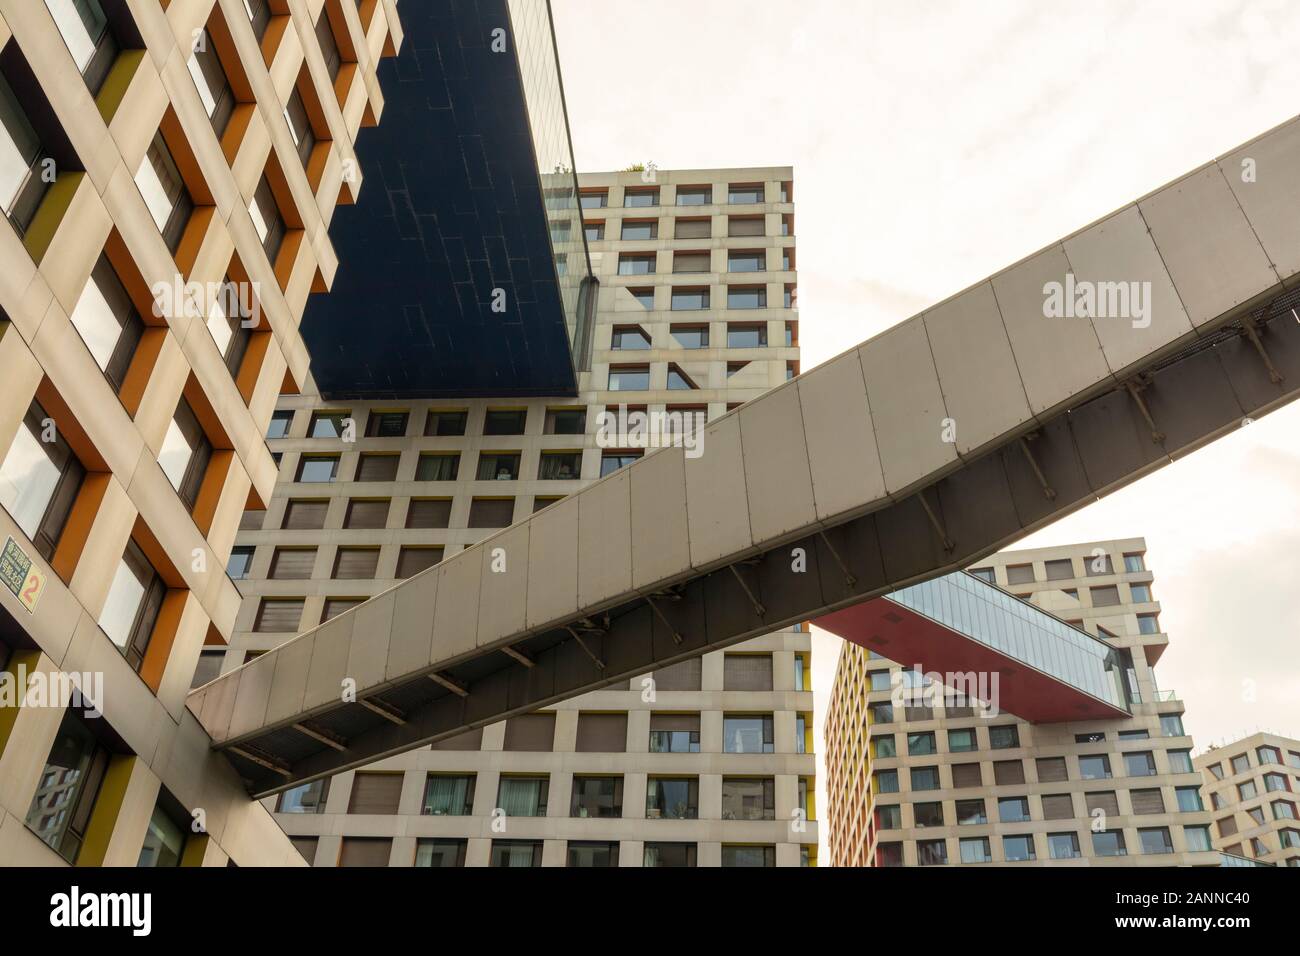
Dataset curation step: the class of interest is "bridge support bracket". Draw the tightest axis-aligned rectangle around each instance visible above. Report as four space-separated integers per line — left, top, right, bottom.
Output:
1241 315 1285 385
565 626 607 670
728 564 766 618
644 597 684 645
1019 434 1056 501
1125 379 1165 444
917 490 955 554
816 531 857 588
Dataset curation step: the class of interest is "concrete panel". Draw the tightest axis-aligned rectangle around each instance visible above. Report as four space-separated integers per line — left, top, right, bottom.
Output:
629 446 691 590
1062 204 1193 375
302 612 356 714
1138 165 1279 327
991 245 1111 417
431 549 483 661
525 495 580 629
922 282 1033 457
263 630 315 726
384 565 438 677
345 589 395 693
577 468 633 609
1221 117 1300 282
797 348 886 521
477 522 529 646
684 412 754 569
858 318 957 494
738 383 817 546
226 651 276 740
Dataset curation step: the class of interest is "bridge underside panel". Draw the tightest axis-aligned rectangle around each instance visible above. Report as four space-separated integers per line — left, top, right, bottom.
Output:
815 588 1130 723
188 116 1300 797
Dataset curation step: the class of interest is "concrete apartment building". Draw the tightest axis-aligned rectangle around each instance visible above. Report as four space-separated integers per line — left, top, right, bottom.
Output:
824 538 1220 867
221 164 818 867
1196 732 1300 867
0 0 400 865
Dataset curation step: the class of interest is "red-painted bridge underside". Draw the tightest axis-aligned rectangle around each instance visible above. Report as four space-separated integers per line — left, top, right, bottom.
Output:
815 598 1128 723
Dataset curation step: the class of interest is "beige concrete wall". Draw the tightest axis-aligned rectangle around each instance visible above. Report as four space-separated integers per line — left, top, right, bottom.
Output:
0 0 398 866
1196 731 1300 867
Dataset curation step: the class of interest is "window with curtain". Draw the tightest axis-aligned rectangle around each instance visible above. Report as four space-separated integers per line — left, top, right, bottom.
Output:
497 777 547 817
422 775 474 816
490 840 541 868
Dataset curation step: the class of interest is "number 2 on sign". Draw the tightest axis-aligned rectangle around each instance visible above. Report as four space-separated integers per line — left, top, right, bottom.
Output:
20 568 45 611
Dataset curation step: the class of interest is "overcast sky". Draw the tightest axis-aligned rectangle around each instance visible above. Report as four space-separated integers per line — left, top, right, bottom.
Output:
551 0 1300 814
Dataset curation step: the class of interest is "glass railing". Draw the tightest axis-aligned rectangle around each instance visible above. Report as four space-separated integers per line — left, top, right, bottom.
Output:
1220 852 1273 867
884 571 1131 712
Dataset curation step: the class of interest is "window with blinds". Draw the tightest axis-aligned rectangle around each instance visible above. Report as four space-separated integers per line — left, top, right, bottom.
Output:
407 498 452 529
503 713 555 752
647 658 702 692
993 760 1026 785
728 216 765 237
575 713 627 753
1217 816 1239 838
356 454 399 482
240 509 265 531
269 548 316 580
344 499 389 529
281 499 327 530
674 218 711 239
254 598 304 632
468 498 514 528
723 654 773 691
951 763 983 788
332 548 380 579
673 251 710 273
338 838 391 867
1041 794 1075 820
348 773 403 814
1086 791 1121 818
1036 757 1069 783
1006 563 1035 584
396 547 442 579
321 598 363 623
1130 788 1166 815
430 727 483 751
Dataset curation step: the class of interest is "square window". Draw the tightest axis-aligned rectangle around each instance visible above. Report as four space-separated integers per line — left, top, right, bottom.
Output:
1002 835 1036 862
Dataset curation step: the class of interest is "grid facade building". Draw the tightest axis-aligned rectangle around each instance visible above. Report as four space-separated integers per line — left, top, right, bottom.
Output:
1196 732 1300 867
825 538 1219 867
222 167 819 866
0 0 400 866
